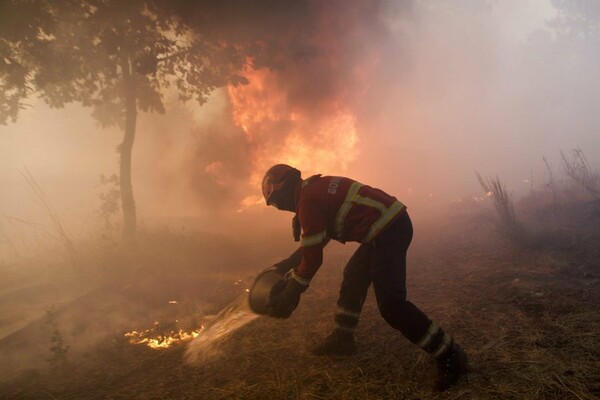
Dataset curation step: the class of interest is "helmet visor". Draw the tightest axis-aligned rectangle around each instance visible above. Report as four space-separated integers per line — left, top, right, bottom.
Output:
262 174 286 205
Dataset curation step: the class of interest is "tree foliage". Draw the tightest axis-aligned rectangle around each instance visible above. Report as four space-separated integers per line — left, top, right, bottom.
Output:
0 0 314 125
0 0 257 126
0 0 314 238
0 0 53 123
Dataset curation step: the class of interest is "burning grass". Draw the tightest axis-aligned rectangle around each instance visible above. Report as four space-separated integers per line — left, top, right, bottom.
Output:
124 324 202 350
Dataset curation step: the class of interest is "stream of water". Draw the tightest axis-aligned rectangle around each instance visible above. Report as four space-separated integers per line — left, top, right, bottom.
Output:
184 292 259 365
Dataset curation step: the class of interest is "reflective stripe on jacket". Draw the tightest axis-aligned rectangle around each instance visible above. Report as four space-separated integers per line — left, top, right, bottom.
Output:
294 175 406 280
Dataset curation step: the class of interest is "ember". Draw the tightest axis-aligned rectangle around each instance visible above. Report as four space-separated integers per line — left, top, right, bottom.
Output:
124 323 202 350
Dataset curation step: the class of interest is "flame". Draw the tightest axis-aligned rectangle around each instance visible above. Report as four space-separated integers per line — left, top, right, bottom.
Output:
228 67 359 192
124 323 203 350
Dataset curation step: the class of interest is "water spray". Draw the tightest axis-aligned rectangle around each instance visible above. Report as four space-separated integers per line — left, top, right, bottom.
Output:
184 267 286 364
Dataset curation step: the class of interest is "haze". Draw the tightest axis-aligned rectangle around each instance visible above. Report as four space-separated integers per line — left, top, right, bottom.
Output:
1 0 598 245
2 2 600 397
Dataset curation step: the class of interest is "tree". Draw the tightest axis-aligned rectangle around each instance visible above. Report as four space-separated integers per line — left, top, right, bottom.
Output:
0 0 54 123
0 0 313 240
550 0 600 44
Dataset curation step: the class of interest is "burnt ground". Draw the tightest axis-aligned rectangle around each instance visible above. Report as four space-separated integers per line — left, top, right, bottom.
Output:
0 201 599 400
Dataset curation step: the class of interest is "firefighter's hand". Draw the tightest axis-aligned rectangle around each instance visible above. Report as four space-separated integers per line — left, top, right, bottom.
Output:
268 276 308 319
273 260 294 275
273 248 302 275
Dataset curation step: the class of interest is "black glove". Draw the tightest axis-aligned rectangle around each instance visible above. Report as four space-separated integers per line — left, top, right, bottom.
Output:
273 248 302 275
268 275 308 319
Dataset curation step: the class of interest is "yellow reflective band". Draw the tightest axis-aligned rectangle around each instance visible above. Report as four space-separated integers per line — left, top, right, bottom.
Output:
362 200 405 243
433 333 452 358
336 306 361 319
334 182 363 239
291 271 311 286
416 322 439 348
301 230 327 247
354 196 387 214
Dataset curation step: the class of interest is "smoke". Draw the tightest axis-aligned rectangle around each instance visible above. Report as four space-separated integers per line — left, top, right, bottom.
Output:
181 0 600 218
353 0 600 212
186 100 253 214
184 0 411 210
3 0 600 380
2 0 600 226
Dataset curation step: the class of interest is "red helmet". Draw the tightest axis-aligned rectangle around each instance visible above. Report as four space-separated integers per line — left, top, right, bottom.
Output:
262 164 300 205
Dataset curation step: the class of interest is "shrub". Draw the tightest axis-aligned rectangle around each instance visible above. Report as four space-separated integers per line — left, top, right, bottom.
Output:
475 171 527 241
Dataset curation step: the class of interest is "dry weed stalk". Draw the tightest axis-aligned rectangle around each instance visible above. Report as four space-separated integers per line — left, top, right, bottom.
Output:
0 222 19 263
560 148 599 197
475 171 526 241
20 168 79 268
542 156 559 206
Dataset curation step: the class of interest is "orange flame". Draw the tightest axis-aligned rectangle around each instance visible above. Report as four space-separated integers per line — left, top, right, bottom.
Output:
228 67 359 194
124 323 203 350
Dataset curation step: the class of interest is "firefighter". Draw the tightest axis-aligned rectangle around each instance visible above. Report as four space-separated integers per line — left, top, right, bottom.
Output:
262 164 469 391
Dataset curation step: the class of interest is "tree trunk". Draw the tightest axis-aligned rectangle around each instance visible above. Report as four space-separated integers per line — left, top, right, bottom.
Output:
120 57 137 241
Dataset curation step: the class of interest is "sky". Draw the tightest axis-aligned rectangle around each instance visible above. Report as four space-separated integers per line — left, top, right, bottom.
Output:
1 0 599 243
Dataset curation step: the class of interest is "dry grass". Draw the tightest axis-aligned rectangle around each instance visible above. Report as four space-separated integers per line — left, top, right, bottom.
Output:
560 148 599 198
0 204 599 399
19 168 80 269
475 171 527 243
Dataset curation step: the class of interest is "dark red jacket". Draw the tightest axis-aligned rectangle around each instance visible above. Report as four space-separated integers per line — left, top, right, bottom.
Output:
292 175 406 283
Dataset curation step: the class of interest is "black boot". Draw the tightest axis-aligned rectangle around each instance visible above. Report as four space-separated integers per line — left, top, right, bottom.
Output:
312 330 356 356
434 343 469 391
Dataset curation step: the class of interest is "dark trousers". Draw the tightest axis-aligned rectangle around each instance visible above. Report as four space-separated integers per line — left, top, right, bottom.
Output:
336 211 433 344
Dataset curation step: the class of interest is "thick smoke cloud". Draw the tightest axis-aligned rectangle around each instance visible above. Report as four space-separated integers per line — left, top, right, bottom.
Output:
349 0 600 215
186 104 252 214
2 0 600 230
185 0 412 209
187 0 600 217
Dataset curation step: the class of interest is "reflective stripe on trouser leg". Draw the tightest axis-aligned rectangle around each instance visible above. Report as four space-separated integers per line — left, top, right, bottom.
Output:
368 213 453 359
416 321 453 359
336 243 371 334
334 306 361 333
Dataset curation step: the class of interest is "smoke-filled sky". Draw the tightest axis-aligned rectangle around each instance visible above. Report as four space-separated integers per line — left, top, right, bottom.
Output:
1 0 599 236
